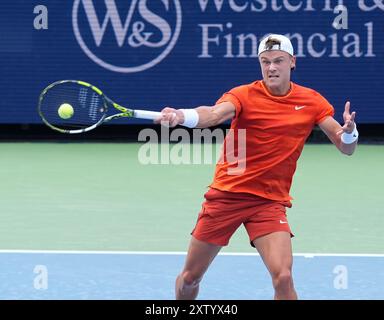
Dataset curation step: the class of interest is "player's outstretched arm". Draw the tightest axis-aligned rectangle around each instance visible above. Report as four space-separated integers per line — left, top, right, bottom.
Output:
318 101 358 156
154 102 236 128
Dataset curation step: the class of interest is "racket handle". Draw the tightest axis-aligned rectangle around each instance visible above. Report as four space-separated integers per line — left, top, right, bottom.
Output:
134 110 162 120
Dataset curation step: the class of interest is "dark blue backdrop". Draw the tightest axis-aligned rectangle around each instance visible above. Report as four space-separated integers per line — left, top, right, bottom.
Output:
1 0 383 124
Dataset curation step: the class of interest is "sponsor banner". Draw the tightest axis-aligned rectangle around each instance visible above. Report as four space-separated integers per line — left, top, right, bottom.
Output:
0 0 383 123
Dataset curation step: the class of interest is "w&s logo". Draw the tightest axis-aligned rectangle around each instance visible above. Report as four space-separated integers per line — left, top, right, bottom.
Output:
72 0 182 73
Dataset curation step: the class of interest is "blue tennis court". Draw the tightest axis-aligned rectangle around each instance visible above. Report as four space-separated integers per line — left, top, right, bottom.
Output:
1 251 383 300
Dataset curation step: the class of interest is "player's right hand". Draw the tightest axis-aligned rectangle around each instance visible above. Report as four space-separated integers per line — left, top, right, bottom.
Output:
154 107 184 127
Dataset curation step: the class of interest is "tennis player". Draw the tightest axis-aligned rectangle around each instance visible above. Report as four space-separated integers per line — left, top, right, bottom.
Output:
156 34 358 300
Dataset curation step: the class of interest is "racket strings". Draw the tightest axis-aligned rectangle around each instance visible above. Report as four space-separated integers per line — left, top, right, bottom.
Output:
38 82 106 130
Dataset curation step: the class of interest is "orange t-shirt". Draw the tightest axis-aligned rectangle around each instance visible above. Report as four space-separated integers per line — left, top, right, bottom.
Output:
210 80 334 201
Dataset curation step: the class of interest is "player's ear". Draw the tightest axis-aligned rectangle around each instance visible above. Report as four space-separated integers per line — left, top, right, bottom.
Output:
290 55 296 71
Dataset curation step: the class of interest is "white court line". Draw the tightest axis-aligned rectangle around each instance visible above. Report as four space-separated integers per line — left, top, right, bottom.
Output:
0 249 383 257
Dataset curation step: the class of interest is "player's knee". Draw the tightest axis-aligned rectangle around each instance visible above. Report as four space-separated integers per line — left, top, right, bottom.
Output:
272 270 293 290
181 271 202 288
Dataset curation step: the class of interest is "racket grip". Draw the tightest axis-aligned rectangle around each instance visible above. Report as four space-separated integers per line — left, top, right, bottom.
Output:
134 110 162 120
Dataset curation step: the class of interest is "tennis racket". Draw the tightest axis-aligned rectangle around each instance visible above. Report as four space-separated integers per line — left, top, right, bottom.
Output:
38 80 161 134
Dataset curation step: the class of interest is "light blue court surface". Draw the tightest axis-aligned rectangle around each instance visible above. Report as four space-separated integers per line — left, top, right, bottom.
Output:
0 251 383 300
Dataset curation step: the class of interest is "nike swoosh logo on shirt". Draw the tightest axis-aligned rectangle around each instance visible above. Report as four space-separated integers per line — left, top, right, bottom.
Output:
279 220 288 224
295 106 306 110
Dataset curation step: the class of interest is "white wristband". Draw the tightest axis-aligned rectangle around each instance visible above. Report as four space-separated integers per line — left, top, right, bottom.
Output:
180 109 199 128
341 125 359 144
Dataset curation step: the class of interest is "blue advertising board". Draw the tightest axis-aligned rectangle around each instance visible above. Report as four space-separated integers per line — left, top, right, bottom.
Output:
0 0 383 124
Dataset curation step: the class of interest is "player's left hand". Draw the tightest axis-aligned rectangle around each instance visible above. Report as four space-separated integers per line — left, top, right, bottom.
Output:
337 101 356 135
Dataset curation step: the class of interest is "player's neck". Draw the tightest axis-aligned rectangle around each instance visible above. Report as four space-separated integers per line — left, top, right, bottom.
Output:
263 81 292 97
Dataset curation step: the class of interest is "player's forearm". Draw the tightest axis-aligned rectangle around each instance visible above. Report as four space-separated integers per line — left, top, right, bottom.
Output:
194 106 222 128
318 116 358 156
158 102 235 128
339 139 358 156
339 124 359 155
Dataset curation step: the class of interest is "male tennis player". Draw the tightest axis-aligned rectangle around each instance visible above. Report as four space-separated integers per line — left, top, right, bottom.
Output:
156 34 358 300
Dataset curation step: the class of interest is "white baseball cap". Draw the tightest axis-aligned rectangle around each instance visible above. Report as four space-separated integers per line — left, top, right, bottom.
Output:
258 34 294 56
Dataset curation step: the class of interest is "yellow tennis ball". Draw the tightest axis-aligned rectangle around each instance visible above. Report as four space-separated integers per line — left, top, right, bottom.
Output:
58 103 74 119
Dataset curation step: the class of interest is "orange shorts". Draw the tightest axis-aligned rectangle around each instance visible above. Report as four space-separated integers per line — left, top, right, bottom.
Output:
191 188 294 247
